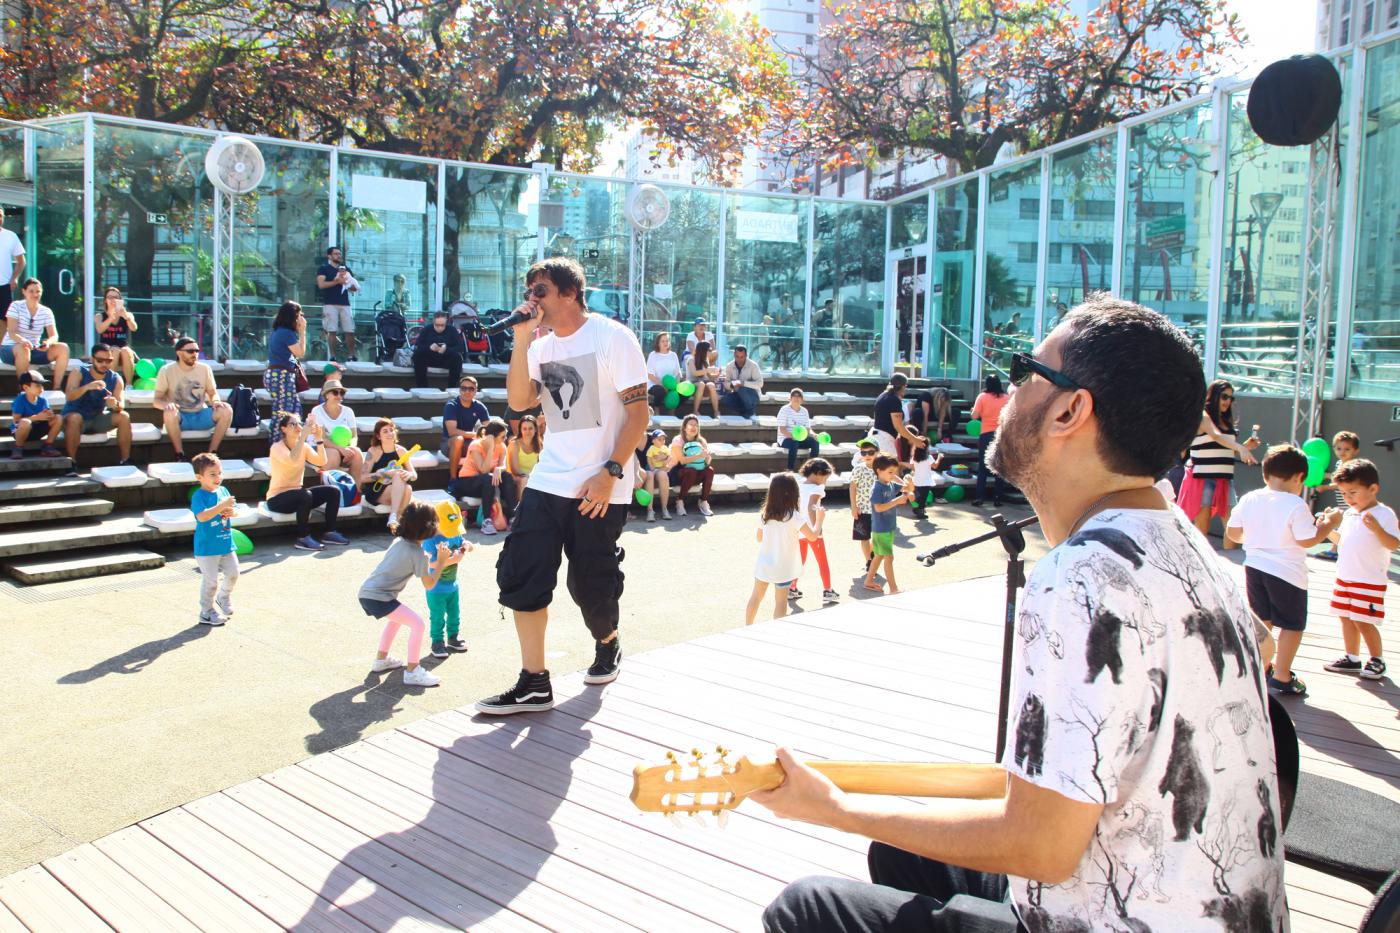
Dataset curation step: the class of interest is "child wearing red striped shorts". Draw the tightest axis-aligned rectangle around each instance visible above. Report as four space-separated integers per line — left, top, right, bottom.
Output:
1322 459 1399 681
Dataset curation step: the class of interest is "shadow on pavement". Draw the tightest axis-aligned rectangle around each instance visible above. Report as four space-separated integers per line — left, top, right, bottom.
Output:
57 624 214 684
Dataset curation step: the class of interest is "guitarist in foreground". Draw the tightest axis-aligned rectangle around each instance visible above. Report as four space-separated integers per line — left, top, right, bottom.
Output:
754 298 1286 932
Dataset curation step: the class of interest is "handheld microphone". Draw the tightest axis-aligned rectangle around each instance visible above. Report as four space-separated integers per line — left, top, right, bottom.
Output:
485 307 537 336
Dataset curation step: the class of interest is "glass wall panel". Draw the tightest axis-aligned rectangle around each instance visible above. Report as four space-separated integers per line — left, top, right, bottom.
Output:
443 166 537 320
1348 36 1400 399
723 193 808 373
930 179 978 378
812 201 885 374
33 120 84 346
0 127 25 181
890 197 929 251
1045 137 1118 330
1217 94 1310 394
335 153 437 360
1122 104 1215 347
93 121 211 359
643 186 720 356
228 142 330 361
983 162 1041 370
545 175 631 329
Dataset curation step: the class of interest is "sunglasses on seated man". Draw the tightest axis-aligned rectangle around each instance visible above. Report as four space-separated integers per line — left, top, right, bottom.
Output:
1009 351 1084 392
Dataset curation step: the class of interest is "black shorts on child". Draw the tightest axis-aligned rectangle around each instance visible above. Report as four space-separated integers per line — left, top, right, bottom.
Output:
359 597 401 618
1244 567 1307 632
852 513 872 541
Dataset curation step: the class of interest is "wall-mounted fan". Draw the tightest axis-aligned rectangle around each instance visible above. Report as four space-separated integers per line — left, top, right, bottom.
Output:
626 184 672 334
205 136 266 359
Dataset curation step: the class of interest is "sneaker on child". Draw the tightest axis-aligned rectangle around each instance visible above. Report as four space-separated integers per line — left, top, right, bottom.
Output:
481 519 498 536
430 641 450 658
446 636 468 652
1323 656 1364 674
1361 657 1387 681
371 656 404 673
295 535 323 551
584 637 622 685
699 501 713 516
215 595 234 618
475 669 554 714
403 666 441 687
197 610 225 627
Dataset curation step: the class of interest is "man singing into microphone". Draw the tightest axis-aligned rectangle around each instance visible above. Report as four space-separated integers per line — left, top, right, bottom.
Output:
476 257 649 715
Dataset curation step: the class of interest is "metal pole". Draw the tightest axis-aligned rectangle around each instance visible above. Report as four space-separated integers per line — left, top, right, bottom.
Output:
1204 85 1230 383
802 198 816 374
82 116 96 357
1110 124 1129 296
1033 154 1051 343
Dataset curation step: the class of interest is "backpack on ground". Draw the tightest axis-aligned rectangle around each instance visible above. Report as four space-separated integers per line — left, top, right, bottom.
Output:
227 384 260 430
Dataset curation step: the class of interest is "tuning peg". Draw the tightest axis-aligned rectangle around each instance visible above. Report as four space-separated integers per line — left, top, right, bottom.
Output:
691 811 708 827
666 811 684 828
716 809 730 829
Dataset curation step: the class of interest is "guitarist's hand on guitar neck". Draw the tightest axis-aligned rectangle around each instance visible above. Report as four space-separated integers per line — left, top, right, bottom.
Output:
749 747 849 827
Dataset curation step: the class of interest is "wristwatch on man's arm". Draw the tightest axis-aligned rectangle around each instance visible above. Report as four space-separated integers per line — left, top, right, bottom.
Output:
603 459 625 479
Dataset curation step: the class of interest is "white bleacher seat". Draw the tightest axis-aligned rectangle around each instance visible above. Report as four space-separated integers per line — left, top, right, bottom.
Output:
430 416 443 431
756 415 780 428
252 457 273 475
697 416 720 426
253 389 272 403
735 472 771 492
201 361 224 373
343 388 374 402
654 415 682 429
434 451 449 465
227 425 264 438
143 508 196 533
130 423 160 442
487 363 509 373
298 389 324 404
810 415 845 428
80 430 114 444
408 449 438 470
763 391 789 403
223 359 264 373
718 415 754 425
148 462 196 484
219 458 255 480
819 444 844 457
838 441 862 452
228 503 260 528
945 475 976 486
710 474 741 494
42 390 66 408
935 442 976 455
337 502 364 518
342 361 383 375
304 359 334 373
462 363 490 375
823 391 858 401
374 387 413 402
824 471 851 487
370 502 392 515
803 392 827 401
90 465 148 488
478 387 507 402
410 387 451 400
391 416 433 432
257 501 296 524
167 426 212 441
843 415 873 428
413 488 454 505
355 417 379 434
383 363 415 375
739 442 777 455
124 389 154 407
707 443 740 457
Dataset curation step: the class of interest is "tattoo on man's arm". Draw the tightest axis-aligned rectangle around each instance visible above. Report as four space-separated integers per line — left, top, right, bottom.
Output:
620 383 648 406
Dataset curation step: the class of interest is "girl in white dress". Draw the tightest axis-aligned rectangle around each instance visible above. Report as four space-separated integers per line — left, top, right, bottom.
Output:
745 473 818 625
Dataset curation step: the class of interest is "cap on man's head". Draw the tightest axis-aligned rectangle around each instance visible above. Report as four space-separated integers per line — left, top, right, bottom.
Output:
889 373 909 390
694 319 706 327
18 370 45 387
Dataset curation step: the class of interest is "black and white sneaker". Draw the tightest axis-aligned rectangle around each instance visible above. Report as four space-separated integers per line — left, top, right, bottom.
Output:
1361 657 1387 681
446 636 468 652
1323 656 1364 674
475 670 554 715
429 641 450 659
584 637 622 685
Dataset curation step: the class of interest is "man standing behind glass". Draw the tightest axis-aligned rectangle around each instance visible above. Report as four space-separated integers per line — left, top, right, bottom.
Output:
316 246 358 361
0 207 25 320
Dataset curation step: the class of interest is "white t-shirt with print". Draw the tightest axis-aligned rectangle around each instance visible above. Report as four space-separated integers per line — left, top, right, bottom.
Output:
754 513 803 584
3 302 54 346
1006 507 1285 933
0 228 24 283
527 313 647 505
1336 502 1400 585
308 403 357 442
775 404 811 443
1227 487 1317 590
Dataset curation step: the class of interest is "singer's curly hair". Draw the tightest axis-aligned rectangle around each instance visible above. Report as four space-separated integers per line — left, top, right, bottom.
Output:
526 257 587 309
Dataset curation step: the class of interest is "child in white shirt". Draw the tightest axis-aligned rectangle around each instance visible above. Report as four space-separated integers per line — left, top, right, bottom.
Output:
745 473 817 625
1321 458 1400 680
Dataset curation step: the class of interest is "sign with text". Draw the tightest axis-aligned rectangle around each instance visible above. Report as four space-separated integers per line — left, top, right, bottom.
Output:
146 212 168 225
1392 405 1400 422
351 174 427 214
735 210 799 244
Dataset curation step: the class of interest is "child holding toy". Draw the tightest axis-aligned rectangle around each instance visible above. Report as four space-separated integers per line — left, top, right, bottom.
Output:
190 452 240 626
864 454 915 594
361 418 417 534
9 370 61 458
424 499 475 658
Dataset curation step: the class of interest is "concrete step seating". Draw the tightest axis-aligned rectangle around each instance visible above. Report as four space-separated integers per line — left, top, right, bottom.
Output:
0 496 114 526
1 547 166 585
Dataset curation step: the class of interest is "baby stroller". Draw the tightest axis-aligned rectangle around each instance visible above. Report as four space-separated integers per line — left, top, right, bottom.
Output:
461 316 491 365
375 305 408 363
484 309 514 363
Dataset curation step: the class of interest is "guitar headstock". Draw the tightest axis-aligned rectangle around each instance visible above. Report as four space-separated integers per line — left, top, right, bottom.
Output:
630 747 782 822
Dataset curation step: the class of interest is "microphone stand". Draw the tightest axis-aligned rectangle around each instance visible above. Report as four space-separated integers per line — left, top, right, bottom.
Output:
917 513 1040 763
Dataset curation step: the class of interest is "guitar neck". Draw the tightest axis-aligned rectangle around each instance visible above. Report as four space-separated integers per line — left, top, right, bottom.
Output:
757 761 1008 800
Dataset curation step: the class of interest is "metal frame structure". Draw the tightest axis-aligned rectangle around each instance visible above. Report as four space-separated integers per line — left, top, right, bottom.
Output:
1290 128 1341 445
210 187 236 360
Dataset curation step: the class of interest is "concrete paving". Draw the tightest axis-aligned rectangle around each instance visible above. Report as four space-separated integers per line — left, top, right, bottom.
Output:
0 496 1049 876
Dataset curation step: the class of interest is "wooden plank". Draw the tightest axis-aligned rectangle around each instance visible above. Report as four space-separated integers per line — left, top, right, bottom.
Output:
42 844 198 932
0 864 111 932
265 763 642 933
359 728 778 929
1285 884 1366 929
300 751 711 933
142 806 372 933
185 787 459 932
218 780 545 933
90 826 281 933
0 900 28 933
1285 862 1374 908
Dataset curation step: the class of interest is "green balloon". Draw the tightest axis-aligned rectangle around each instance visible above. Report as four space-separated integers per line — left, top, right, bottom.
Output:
662 373 678 391
965 419 982 438
329 425 354 447
231 529 254 556
664 390 681 409
134 358 157 379
1302 437 1330 461
926 492 936 506
634 488 653 507
1304 459 1328 488
791 424 809 442
151 357 167 369
817 432 832 445
943 484 966 502
134 377 157 390
676 380 696 397
187 485 198 503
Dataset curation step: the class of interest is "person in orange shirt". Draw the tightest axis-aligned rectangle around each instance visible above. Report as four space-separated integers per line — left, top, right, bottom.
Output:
971 374 1012 507
447 417 517 534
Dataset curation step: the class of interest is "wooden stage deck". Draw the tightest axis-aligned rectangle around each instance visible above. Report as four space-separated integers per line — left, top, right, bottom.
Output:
1 567 1393 931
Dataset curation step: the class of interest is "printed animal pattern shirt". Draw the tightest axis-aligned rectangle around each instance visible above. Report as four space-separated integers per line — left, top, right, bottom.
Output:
1005 507 1286 933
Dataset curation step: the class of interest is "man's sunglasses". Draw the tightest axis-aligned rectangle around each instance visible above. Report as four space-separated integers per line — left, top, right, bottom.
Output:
524 283 549 299
459 386 477 392
325 389 344 396
92 357 113 365
859 449 876 457
176 347 198 355
1009 352 1082 392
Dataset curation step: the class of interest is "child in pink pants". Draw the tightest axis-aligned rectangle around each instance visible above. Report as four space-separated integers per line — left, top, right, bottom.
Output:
357 500 468 688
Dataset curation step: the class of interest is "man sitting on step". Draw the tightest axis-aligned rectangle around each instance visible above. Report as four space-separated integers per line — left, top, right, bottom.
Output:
61 343 133 470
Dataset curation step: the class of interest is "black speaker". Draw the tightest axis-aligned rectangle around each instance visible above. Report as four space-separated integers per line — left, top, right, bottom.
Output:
1247 54 1342 146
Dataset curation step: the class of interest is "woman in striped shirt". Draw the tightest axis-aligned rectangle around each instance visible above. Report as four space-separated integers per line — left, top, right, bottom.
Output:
1176 379 1259 547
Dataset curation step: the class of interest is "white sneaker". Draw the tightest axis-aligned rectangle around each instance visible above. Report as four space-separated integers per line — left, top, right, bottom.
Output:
661 507 672 520
198 610 225 627
481 519 498 536
403 666 440 687
371 656 404 673
215 595 233 617
699 501 713 517
675 500 686 516
646 508 655 522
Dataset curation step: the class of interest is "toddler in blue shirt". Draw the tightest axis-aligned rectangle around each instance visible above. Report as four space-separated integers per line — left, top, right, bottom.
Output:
190 452 240 625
